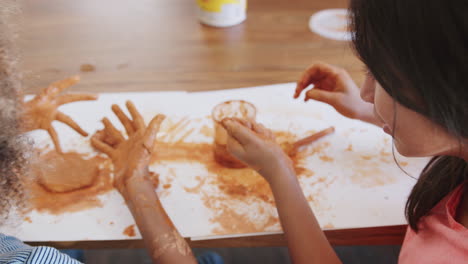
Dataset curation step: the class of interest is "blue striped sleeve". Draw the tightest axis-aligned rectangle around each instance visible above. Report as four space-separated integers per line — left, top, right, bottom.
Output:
0 233 82 264
26 246 82 264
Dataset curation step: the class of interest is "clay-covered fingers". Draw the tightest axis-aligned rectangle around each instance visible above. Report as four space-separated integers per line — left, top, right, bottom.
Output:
55 111 88 136
111 104 135 136
225 118 273 141
142 114 166 150
102 118 125 146
125 101 145 131
45 76 81 96
91 131 115 158
294 62 339 99
226 134 245 159
57 93 98 105
221 118 260 147
252 122 275 141
227 117 253 130
47 126 62 153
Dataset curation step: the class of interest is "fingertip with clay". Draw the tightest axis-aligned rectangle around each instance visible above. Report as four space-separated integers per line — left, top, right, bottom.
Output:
125 100 140 115
221 117 244 132
90 130 105 146
141 114 166 151
220 118 235 130
154 114 166 123
294 80 307 99
144 114 167 143
234 117 254 129
149 114 166 129
294 92 300 99
90 135 114 158
294 86 301 99
82 94 99 102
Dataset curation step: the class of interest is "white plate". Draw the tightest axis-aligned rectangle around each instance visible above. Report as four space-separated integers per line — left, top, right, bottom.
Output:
309 9 352 41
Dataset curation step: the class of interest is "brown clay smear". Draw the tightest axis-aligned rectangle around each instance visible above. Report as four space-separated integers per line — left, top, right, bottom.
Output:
210 202 279 234
152 142 213 164
123 224 136 237
153 130 328 187
294 166 315 178
214 169 273 204
152 142 275 204
184 176 206 193
319 155 334 162
24 150 114 214
160 117 191 142
350 158 397 188
149 130 329 234
199 125 214 137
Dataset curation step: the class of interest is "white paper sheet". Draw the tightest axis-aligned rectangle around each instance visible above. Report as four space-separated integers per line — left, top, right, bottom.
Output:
1 83 428 242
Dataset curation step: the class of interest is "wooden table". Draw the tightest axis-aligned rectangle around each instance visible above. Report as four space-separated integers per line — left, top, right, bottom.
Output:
20 0 406 248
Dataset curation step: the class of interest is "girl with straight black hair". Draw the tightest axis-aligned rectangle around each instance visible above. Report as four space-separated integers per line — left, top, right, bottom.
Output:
221 0 468 263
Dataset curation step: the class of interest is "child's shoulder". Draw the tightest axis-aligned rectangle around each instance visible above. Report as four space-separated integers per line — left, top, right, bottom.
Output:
399 181 468 263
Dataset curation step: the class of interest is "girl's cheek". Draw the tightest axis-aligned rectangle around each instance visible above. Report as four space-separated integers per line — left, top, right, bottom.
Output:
360 75 376 103
374 86 395 125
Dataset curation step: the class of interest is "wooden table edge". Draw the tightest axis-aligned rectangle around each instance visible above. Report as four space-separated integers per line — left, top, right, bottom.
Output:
25 225 407 249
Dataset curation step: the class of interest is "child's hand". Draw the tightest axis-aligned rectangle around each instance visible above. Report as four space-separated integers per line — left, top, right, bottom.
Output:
91 101 165 193
22 76 97 153
221 118 294 184
294 62 372 121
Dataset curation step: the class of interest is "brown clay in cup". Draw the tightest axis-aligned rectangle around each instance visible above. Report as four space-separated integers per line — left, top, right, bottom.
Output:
212 100 256 168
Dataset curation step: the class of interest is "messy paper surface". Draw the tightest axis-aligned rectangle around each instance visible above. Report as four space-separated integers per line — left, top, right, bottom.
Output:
2 83 428 242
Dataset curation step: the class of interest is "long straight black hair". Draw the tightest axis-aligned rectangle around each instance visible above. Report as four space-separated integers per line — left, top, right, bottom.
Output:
349 0 468 231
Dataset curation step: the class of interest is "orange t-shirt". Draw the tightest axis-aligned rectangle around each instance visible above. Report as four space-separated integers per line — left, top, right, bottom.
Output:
399 182 468 263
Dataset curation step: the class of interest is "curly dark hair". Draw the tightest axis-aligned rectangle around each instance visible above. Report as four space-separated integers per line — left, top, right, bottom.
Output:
0 0 28 223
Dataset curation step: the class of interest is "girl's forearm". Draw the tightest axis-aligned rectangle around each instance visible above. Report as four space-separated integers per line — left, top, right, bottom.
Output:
123 176 196 264
267 166 341 264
